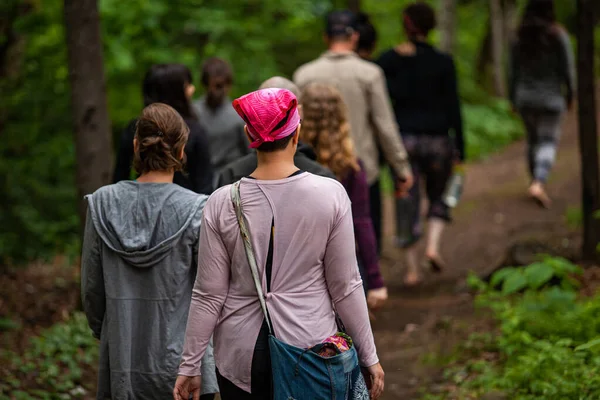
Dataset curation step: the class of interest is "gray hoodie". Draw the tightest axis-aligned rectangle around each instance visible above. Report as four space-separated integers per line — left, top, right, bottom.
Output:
81 181 218 399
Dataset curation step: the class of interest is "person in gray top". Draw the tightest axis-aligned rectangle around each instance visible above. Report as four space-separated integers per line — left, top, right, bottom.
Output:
81 103 218 399
193 58 250 174
509 0 575 208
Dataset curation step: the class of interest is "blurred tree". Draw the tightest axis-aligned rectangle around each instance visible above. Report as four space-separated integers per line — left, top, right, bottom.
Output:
576 0 599 262
489 0 506 97
439 0 457 54
64 0 113 224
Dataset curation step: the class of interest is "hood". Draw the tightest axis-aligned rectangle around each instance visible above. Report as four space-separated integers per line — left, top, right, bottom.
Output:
297 141 318 161
86 181 207 268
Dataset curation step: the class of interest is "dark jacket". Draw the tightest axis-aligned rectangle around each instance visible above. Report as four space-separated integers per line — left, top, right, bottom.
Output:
113 118 214 194
377 41 465 161
509 26 575 112
215 143 336 188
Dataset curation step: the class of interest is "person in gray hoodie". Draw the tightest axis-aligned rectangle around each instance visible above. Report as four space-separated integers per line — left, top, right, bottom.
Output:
509 0 575 208
81 103 218 399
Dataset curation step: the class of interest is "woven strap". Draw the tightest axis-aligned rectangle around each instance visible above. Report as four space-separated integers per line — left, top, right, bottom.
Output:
230 181 273 334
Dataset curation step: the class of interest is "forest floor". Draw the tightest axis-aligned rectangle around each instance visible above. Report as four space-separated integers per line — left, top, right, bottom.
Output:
373 104 585 399
0 103 592 399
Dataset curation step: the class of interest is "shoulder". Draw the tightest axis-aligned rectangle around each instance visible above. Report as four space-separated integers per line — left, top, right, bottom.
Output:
204 185 232 216
356 59 385 85
294 154 336 180
294 58 323 82
185 118 209 143
301 173 351 210
376 49 396 66
185 118 204 133
87 181 127 202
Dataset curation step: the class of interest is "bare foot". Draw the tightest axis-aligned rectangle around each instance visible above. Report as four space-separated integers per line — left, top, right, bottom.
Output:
426 252 446 273
404 271 422 287
528 182 551 209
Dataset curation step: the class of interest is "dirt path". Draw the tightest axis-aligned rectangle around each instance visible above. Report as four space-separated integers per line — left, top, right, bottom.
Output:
373 107 584 399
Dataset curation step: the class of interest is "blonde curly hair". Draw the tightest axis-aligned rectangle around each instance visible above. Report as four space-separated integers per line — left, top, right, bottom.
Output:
300 83 360 179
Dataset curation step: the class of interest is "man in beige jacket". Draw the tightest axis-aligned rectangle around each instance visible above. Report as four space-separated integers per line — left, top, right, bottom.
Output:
294 10 413 250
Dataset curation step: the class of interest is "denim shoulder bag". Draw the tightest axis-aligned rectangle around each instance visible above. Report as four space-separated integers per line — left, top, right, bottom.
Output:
231 181 369 400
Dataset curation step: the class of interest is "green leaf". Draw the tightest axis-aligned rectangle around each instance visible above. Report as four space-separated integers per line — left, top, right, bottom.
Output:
490 267 517 288
502 270 528 295
575 338 600 352
524 262 555 289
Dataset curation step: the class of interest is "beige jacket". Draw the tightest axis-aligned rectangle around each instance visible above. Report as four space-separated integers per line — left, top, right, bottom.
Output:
294 51 411 185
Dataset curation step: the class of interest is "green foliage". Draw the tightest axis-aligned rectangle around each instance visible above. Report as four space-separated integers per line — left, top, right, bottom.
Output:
1 0 79 264
428 258 600 399
487 256 582 294
0 312 98 398
8 0 593 262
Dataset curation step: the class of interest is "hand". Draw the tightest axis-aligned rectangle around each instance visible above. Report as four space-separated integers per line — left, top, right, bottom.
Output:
367 287 388 311
396 173 414 198
173 375 201 400
365 362 385 399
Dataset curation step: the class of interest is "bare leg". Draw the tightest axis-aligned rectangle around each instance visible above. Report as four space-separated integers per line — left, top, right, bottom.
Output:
425 217 446 272
528 180 552 208
403 245 421 286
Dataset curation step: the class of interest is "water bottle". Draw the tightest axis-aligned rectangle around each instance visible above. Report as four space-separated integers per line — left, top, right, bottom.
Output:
443 167 465 208
395 191 415 247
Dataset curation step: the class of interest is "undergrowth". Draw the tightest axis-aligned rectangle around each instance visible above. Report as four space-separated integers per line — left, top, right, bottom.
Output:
0 313 98 399
423 256 600 400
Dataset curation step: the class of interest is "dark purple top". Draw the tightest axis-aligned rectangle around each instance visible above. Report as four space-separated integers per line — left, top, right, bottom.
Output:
341 161 384 289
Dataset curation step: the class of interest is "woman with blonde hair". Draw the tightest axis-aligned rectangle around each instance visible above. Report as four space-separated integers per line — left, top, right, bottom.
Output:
301 82 388 310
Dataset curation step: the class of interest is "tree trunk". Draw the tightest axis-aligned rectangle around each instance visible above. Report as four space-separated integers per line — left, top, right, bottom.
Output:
439 0 457 54
577 0 600 262
503 0 517 49
64 0 113 226
489 0 506 97
347 0 360 13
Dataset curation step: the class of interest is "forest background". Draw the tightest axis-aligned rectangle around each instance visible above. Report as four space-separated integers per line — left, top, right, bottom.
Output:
0 0 597 264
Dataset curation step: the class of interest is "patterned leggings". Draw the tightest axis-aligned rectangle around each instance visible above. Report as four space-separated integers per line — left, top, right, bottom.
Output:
520 108 563 183
394 134 454 247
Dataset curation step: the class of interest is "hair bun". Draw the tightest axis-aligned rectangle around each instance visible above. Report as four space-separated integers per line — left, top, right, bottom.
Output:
133 103 190 175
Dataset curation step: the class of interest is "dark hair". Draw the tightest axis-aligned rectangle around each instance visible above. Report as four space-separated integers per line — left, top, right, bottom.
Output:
356 12 377 53
142 64 194 119
133 103 190 175
403 2 436 37
256 134 295 153
325 10 359 40
516 0 558 59
201 57 233 87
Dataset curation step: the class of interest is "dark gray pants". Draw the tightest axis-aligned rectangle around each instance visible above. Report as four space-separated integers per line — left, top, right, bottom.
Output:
520 108 563 183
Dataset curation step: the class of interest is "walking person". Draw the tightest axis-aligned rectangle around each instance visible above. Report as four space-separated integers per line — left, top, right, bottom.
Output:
300 82 387 310
193 57 249 175
354 11 388 254
376 2 464 286
174 88 384 400
113 63 214 194
82 103 218 399
294 10 413 254
356 12 378 61
215 76 336 187
509 0 575 208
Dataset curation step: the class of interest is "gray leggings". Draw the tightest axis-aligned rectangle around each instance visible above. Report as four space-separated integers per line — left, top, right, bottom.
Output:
520 108 563 183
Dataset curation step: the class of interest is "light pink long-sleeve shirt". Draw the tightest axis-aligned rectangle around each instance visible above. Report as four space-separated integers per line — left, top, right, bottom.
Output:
179 173 379 393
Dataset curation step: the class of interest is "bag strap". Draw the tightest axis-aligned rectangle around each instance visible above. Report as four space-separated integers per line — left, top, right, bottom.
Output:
230 181 273 335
